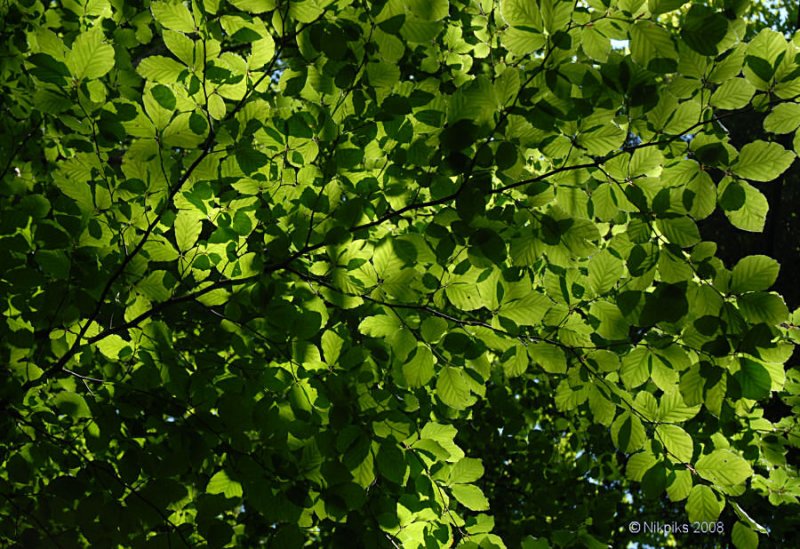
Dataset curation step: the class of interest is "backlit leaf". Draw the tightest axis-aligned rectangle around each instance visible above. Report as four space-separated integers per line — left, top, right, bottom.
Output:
207 470 243 498
451 484 490 511
696 449 753 488
403 344 435 388
733 141 795 182
732 522 759 549
151 1 196 33
656 424 693 463
686 485 723 522
731 255 780 293
66 29 115 80
710 78 755 110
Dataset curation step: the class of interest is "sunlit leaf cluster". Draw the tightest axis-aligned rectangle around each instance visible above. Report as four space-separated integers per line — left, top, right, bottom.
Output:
1 0 799 547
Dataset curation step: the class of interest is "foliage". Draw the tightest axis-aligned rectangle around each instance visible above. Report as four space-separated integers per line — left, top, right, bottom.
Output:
1 0 800 547
742 0 798 38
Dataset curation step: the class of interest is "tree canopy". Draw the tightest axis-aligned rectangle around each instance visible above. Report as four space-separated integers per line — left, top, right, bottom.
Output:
1 0 800 547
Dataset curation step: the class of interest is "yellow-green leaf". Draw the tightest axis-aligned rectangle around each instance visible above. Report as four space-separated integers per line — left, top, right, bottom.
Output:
66 29 115 80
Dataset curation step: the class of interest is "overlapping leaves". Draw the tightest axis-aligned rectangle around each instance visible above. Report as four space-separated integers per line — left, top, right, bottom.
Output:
0 0 799 547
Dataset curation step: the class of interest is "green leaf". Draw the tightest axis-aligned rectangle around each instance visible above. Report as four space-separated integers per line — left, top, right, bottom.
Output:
53 392 91 418
232 210 253 236
250 36 276 69
588 250 624 295
640 461 668 499
589 300 629 340
629 148 663 177
656 424 693 462
725 181 768 232
163 29 194 65
448 76 498 126
501 26 547 57
403 344 435 388
419 423 464 463
451 484 490 511
710 78 755 110
737 292 789 324
657 217 700 248
151 1 196 33
206 470 243 498
498 293 551 326
794 128 800 156
321 330 343 365
686 485 723 522
96 334 130 360
587 349 620 373
658 388 701 423
236 144 268 174
693 140 730 167
366 61 400 89
27 53 70 84
633 391 659 422
578 121 627 155
376 441 407 485
732 522 759 549
681 5 728 56
469 228 506 263
449 458 484 485
137 55 187 83
744 29 786 86
611 412 646 453
733 358 772 400
732 141 795 182
666 469 693 502
648 0 686 15
446 280 485 312
174 210 203 252
163 112 206 147
640 283 689 326
665 101 702 135
189 111 208 134
763 102 800 134
228 0 276 13
289 0 325 22
436 366 471 409
527 342 567 374
501 0 543 27
581 27 610 62
695 449 753 488
630 21 678 72
150 84 177 110
66 29 115 80
359 315 402 338
494 68 521 106
731 255 780 293
504 342 530 378
626 450 657 482
405 0 450 21
621 347 651 389
588 386 616 426
745 55 774 84
421 317 448 343
719 178 746 211
136 270 172 302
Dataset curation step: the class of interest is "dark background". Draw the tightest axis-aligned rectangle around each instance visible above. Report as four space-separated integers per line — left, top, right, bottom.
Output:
700 108 800 311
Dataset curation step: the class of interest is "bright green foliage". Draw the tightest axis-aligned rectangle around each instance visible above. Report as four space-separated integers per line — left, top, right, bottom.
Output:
1 0 800 547
686 485 724 523
731 255 780 293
